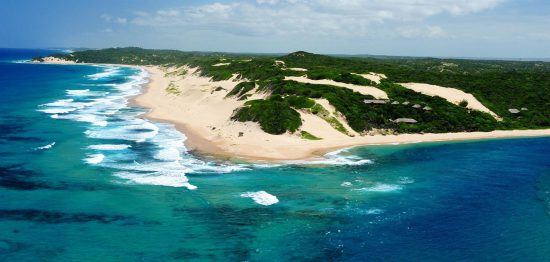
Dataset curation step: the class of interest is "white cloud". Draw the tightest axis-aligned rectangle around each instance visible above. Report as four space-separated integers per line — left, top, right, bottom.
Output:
122 0 506 37
397 25 448 38
116 17 127 24
100 14 112 22
101 13 128 24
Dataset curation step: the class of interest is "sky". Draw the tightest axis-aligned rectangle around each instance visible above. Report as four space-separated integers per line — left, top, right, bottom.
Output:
1 0 549 58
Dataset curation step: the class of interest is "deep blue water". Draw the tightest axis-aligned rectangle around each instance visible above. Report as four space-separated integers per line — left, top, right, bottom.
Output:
0 49 549 261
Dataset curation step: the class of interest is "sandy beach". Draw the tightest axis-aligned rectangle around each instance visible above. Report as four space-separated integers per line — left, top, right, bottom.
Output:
132 65 550 161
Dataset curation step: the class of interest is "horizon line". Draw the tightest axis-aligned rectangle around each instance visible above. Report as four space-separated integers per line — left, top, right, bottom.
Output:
2 46 549 62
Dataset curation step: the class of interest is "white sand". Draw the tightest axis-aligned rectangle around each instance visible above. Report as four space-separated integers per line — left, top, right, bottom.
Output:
212 62 231 67
400 83 501 120
284 76 389 99
353 72 387 84
283 67 308 72
134 66 550 161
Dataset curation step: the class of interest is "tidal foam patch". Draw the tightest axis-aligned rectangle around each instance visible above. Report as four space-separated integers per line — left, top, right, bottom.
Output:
287 148 373 166
87 66 120 80
85 154 105 164
34 142 55 151
356 183 403 192
88 144 131 151
241 191 279 206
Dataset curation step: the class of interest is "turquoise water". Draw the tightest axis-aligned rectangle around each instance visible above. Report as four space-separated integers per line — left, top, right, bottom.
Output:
0 49 549 261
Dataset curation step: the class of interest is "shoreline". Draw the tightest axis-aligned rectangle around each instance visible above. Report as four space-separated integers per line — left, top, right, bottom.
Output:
31 59 550 162
133 65 550 162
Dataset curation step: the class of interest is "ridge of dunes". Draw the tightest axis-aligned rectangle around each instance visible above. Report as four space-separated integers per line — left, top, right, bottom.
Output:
399 82 501 120
284 76 388 99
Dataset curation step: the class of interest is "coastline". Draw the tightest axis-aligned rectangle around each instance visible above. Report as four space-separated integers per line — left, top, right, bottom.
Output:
133 65 550 162
31 59 550 162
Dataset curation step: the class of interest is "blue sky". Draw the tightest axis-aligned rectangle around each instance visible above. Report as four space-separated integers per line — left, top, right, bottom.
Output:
1 0 549 58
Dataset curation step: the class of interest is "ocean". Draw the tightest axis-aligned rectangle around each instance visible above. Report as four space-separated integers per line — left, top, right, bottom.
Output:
0 48 549 261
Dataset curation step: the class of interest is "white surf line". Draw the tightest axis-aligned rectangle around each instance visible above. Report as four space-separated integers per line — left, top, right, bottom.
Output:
399 83 501 120
284 76 388 99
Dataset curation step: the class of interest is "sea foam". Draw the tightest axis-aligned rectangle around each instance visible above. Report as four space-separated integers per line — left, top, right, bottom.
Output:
88 144 131 151
241 191 279 206
87 66 120 80
356 183 403 192
34 142 55 151
287 148 373 166
85 154 105 164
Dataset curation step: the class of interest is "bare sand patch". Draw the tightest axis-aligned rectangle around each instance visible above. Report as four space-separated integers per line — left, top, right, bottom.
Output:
400 83 501 120
284 76 389 99
353 72 387 84
212 62 231 67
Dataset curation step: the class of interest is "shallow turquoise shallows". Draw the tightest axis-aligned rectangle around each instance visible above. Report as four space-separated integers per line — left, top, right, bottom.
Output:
0 49 549 261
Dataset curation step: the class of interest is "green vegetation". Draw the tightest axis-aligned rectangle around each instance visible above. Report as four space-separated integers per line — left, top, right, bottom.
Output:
165 82 181 95
309 71 377 86
279 51 549 129
284 95 315 109
231 95 302 134
226 81 255 99
300 131 322 140
35 47 550 135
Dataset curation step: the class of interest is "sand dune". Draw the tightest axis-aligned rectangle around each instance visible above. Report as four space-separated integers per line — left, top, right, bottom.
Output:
284 76 388 99
353 72 387 84
133 66 549 161
400 83 501 120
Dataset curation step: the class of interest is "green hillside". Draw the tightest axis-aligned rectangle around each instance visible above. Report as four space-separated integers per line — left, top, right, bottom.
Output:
36 48 550 135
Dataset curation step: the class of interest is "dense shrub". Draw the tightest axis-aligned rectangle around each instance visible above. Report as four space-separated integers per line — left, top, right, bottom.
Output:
285 95 315 109
231 95 302 134
227 81 255 98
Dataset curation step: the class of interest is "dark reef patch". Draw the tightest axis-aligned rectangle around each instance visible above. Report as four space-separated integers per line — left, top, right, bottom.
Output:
0 164 56 190
0 209 134 224
0 164 121 191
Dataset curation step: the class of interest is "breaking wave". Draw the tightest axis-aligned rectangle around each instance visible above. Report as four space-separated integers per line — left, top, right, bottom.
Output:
38 65 251 190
